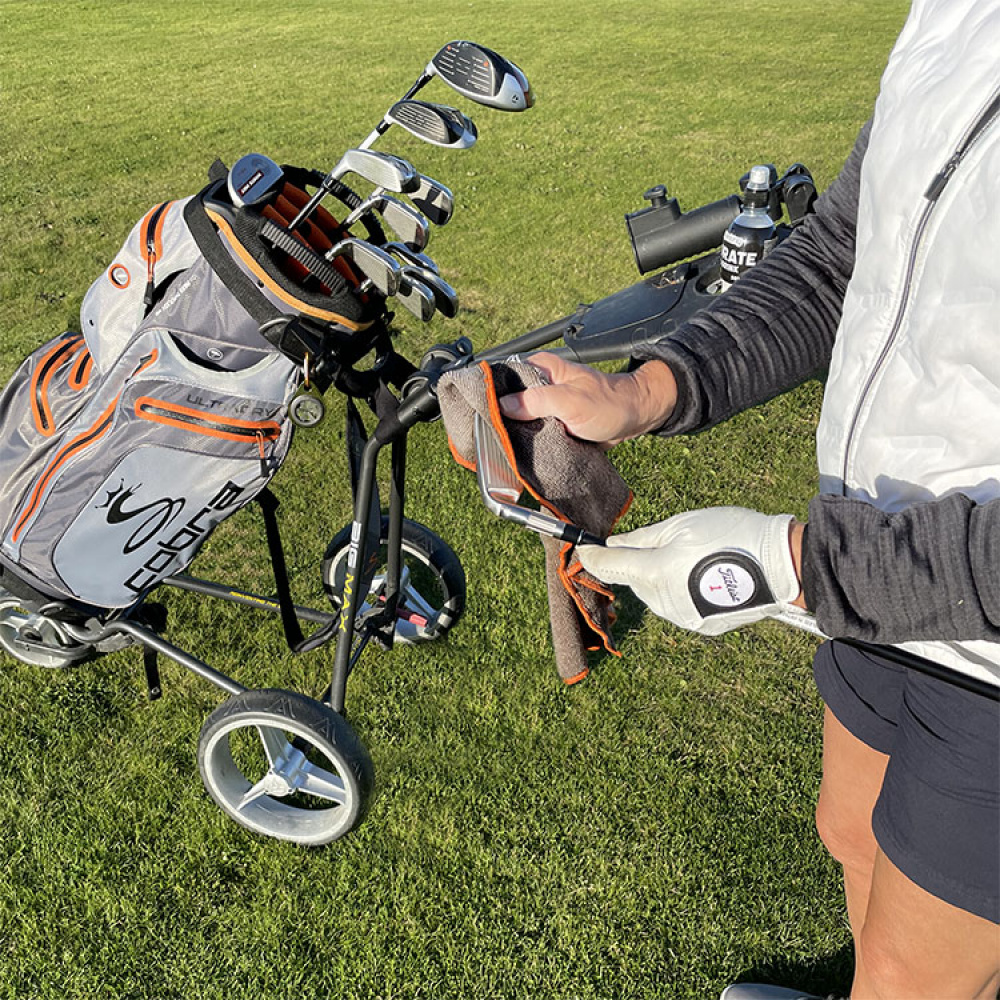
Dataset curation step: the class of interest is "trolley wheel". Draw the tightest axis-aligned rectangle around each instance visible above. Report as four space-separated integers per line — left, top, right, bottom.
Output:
0 590 94 668
322 517 466 644
198 688 374 846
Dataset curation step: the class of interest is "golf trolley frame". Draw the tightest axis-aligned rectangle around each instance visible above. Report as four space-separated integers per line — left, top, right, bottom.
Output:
3 157 996 847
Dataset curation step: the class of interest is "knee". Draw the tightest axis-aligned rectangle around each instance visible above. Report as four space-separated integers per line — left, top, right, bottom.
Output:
857 922 924 998
815 786 878 874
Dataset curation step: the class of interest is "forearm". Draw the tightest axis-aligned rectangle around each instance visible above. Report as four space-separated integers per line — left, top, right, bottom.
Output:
801 493 1000 643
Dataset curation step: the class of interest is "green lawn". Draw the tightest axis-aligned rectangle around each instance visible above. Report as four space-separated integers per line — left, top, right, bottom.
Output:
0 2 909 998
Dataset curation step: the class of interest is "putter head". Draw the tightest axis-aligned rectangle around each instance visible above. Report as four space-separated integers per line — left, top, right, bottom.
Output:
395 273 437 322
328 238 402 297
473 412 606 547
429 40 534 112
385 99 478 150
331 148 420 194
409 174 455 226
402 265 458 318
228 153 284 206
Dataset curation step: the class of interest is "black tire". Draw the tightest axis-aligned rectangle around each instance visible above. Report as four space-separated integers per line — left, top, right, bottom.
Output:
198 688 374 845
322 517 465 644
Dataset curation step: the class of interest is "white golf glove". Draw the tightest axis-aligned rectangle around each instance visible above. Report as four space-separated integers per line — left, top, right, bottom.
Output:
576 507 802 636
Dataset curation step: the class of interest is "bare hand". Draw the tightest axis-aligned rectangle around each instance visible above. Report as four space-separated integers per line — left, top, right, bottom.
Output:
498 353 678 447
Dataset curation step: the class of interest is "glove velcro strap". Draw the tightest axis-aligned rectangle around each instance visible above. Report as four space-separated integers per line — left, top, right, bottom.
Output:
688 550 776 619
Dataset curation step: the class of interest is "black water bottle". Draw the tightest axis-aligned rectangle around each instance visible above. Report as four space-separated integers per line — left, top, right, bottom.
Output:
719 164 776 290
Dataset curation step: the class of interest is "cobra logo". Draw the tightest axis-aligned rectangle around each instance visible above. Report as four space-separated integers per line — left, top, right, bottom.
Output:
98 480 186 554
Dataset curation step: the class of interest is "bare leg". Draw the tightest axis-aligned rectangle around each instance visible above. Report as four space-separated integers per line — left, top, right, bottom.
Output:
814 707 889 957
853 848 1000 998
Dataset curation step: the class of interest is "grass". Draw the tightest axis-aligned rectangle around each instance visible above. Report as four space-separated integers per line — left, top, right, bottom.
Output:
0 2 910 997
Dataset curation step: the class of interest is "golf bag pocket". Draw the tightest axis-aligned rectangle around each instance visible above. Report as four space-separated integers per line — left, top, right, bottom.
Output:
0 327 300 608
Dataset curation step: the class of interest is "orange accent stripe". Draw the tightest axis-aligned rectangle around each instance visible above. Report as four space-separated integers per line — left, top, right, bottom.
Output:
140 202 171 261
134 396 282 442
14 397 118 542
68 350 93 390
562 667 590 685
31 336 85 436
480 362 628 659
447 434 476 473
205 207 370 329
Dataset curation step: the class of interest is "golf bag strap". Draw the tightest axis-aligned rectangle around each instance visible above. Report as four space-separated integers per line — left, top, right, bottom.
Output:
254 489 339 655
183 193 283 328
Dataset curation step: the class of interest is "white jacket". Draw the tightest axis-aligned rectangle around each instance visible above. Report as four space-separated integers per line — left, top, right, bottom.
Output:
815 0 1000 684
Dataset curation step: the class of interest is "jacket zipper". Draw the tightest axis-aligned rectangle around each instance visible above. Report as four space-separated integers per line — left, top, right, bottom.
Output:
839 89 1000 495
141 202 171 311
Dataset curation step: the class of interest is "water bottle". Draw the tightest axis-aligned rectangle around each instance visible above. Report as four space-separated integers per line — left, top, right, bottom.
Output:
719 164 776 290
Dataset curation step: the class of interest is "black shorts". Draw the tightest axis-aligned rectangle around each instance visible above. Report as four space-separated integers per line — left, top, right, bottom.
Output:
813 640 1000 924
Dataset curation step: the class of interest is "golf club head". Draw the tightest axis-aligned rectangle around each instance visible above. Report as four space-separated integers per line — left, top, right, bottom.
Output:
395 273 437 321
429 40 534 112
331 148 420 195
228 153 284 206
409 174 455 226
402 265 458 318
385 99 478 150
376 196 431 251
384 242 439 273
328 238 402 297
473 412 605 546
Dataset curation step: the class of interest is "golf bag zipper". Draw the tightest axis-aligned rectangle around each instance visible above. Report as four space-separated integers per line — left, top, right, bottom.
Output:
839 88 1000 495
141 201 172 311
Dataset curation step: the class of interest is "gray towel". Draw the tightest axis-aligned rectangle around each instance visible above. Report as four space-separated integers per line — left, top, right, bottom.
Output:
438 359 631 683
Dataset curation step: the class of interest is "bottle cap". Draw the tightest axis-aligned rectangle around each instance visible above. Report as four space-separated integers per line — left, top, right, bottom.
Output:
747 164 771 191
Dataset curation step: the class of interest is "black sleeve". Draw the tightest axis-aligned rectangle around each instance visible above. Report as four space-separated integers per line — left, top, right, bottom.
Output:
633 120 870 435
803 493 1000 643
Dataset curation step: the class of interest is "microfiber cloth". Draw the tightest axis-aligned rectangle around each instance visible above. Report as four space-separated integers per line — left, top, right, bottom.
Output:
437 359 632 683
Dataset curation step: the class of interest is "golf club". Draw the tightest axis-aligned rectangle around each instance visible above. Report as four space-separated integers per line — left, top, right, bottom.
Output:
327 238 402 297
384 242 439 273
346 195 430 251
427 41 534 112
227 153 285 207
408 174 455 226
474 412 606 547
394 272 437 321
289 149 420 231
360 99 478 152
402 265 458 318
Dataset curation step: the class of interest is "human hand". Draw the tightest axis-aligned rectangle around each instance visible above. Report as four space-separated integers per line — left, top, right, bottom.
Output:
576 507 804 635
497 352 678 447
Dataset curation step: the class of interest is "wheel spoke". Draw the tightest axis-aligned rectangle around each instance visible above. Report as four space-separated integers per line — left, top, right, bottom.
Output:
255 725 288 767
237 771 288 810
296 760 348 805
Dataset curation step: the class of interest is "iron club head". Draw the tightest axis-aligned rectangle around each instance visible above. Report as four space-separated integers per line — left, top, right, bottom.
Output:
408 174 455 226
402 265 458 318
327 238 402 297
473 412 605 546
331 148 420 194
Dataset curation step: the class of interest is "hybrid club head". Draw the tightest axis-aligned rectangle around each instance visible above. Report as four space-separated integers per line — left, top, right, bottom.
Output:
409 174 455 226
228 153 284 206
394 273 437 322
327 238 402 297
384 242 439 273
384 99 478 149
429 40 534 112
473 412 605 546
331 148 420 195
402 265 458 318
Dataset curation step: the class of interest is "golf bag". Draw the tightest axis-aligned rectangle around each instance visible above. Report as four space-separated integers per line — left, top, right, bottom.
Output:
0 163 385 610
